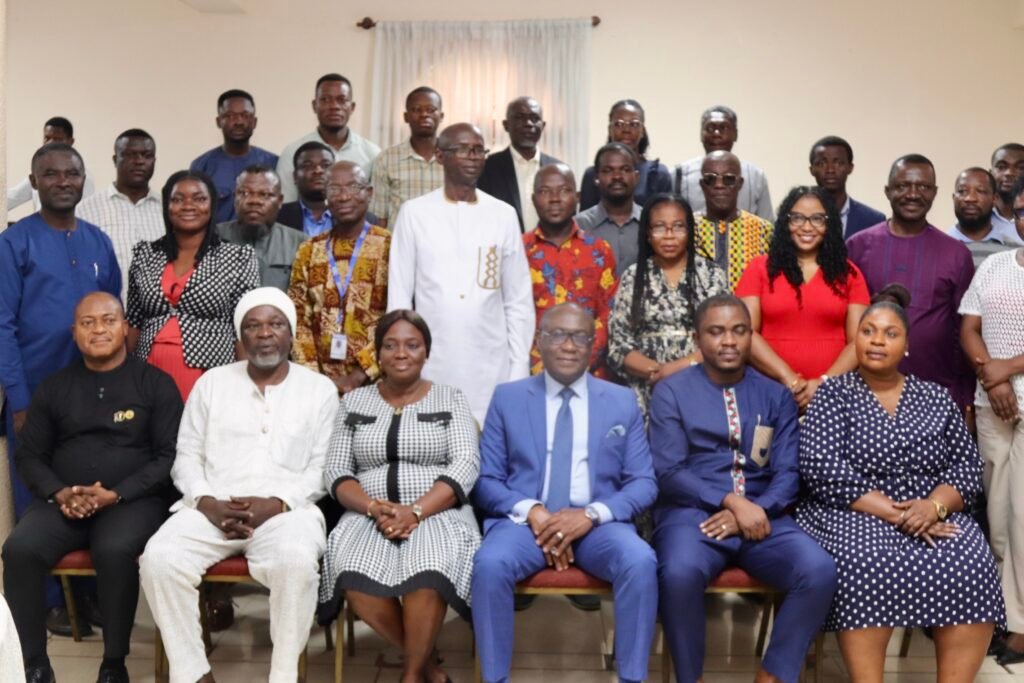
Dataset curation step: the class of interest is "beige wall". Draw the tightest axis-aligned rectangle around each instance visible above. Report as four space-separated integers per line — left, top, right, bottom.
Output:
6 0 1024 229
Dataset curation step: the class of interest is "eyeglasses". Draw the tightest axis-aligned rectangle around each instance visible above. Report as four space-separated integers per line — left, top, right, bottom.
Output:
700 173 739 188
611 119 643 131
1014 208 1024 221
649 222 688 236
236 189 279 202
439 145 489 159
326 183 368 199
787 212 828 228
539 329 593 348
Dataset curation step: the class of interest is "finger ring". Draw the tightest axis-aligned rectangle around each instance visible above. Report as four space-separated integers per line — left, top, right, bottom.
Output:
721 524 727 531
386 526 394 533
900 511 906 520
555 531 565 541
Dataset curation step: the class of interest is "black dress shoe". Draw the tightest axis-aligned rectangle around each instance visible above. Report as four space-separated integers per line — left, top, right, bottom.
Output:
95 667 128 683
998 645 1024 666
80 594 104 628
566 595 602 611
45 606 93 638
25 665 55 683
513 594 536 611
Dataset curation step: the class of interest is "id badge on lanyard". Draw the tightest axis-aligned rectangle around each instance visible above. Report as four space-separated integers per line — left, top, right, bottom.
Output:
326 222 372 361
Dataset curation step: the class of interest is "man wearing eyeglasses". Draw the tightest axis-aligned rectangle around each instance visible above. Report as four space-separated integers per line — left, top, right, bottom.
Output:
217 166 303 292
369 86 446 228
693 150 773 291
478 96 563 232
846 154 975 412
388 122 535 424
676 106 774 222
473 302 658 683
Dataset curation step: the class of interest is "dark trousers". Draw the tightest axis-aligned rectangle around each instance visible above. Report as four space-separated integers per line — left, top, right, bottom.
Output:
2 497 167 663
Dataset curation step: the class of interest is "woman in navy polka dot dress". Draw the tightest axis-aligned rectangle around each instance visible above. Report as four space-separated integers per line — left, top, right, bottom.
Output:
796 285 1004 681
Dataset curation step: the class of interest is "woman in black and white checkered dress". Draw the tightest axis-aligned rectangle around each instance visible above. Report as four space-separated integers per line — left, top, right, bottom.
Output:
317 309 480 683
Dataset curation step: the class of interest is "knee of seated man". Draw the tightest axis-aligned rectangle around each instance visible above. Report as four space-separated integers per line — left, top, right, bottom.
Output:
790 547 838 593
657 554 711 592
0 525 48 566
612 538 657 579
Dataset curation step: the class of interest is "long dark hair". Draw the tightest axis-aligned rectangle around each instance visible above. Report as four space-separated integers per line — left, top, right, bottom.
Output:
767 186 851 306
629 193 703 328
606 99 649 157
156 170 221 262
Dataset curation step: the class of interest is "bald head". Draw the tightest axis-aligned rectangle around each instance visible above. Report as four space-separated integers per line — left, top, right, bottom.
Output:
700 151 744 220
532 163 579 232
437 123 487 188
329 159 368 185
75 291 124 319
534 163 576 191
437 123 483 149
701 151 741 175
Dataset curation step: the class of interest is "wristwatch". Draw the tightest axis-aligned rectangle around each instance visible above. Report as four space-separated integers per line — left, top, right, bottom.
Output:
928 497 948 521
583 505 601 526
412 504 424 523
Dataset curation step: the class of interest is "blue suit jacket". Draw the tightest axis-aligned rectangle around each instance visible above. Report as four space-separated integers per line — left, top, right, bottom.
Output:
474 373 657 531
845 198 887 239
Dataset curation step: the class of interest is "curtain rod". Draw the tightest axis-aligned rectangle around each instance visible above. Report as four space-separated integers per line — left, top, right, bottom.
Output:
355 16 601 29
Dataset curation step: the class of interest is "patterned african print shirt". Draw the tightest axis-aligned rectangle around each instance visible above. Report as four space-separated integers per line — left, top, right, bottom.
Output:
288 225 390 384
523 223 618 377
694 210 773 291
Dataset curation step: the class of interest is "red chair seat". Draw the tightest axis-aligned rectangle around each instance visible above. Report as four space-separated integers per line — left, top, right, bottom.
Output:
203 556 250 577
517 567 611 591
52 550 95 571
708 566 768 590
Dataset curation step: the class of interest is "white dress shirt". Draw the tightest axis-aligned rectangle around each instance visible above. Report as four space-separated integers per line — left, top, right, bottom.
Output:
510 145 542 232
172 361 339 511
277 129 382 202
509 372 614 524
387 188 536 423
77 183 164 299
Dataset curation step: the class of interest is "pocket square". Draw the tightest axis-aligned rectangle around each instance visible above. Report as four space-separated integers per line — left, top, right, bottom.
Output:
606 424 626 437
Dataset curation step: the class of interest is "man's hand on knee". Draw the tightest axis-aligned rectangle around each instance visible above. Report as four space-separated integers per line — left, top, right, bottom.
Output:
197 496 254 539
722 494 771 541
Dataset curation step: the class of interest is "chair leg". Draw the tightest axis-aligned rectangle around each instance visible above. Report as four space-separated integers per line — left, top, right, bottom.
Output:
298 646 308 683
154 629 168 682
199 584 214 655
815 632 825 683
59 575 81 642
335 621 343 683
754 593 776 657
661 628 672 683
346 605 356 657
899 627 913 657
474 648 482 683
324 621 334 651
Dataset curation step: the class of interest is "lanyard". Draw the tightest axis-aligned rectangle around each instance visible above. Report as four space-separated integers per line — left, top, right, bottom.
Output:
325 222 372 331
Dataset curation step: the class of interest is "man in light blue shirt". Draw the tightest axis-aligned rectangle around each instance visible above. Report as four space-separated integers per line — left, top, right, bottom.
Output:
472 303 658 683
949 167 1021 268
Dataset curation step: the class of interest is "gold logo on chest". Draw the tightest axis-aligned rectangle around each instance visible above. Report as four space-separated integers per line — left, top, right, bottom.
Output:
113 410 136 423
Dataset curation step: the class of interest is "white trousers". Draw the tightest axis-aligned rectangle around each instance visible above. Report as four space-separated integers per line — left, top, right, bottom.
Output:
140 506 325 683
977 406 1024 633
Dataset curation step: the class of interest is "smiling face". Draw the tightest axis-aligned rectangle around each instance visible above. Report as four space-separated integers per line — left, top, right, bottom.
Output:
608 103 645 153
537 305 594 386
167 178 212 235
855 307 908 374
72 293 127 365
325 162 371 227
240 305 292 370
378 319 428 384
885 162 937 224
31 150 86 214
787 194 828 255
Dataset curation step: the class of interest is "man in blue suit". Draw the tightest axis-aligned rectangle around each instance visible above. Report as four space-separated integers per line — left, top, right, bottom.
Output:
650 294 836 683
809 135 886 238
472 302 658 683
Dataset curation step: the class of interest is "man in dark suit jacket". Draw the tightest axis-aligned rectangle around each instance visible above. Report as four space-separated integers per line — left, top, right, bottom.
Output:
472 303 658 683
477 97 563 232
809 135 886 238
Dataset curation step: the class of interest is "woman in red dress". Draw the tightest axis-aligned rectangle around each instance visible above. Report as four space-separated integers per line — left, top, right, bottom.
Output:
736 186 870 409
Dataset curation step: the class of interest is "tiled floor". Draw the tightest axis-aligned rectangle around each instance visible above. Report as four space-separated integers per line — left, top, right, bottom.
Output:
41 588 1024 682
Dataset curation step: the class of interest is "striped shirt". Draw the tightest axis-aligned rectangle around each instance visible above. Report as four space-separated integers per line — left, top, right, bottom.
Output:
369 139 443 226
76 183 164 299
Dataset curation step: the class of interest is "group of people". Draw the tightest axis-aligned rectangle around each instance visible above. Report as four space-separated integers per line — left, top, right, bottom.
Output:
0 72 1022 683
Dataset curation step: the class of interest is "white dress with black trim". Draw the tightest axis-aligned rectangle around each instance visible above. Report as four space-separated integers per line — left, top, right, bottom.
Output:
317 383 481 622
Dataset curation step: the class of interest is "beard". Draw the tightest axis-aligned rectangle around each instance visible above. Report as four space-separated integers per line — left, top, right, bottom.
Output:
955 210 991 233
249 349 285 369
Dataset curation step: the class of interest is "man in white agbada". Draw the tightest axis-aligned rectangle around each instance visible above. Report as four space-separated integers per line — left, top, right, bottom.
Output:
387 122 535 423
140 287 338 683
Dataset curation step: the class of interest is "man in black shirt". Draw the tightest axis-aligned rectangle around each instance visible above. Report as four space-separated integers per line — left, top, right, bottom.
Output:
2 292 182 683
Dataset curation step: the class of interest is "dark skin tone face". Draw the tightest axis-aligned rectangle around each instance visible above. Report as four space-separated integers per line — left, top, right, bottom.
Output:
168 179 212 236
43 125 72 145
532 164 578 234
788 195 828 255
113 136 156 191
378 320 428 386
648 202 688 263
855 308 907 377
72 292 127 369
700 152 744 221
294 148 334 202
952 170 995 234
1013 191 1024 243
437 124 487 187
695 304 752 384
326 162 372 233
240 305 293 372
404 91 444 139
701 112 737 153
809 145 853 194
313 80 354 134
885 162 937 227
608 104 644 154
595 150 638 203
991 147 1024 200
234 172 283 229
30 150 86 217
217 97 257 145
504 97 545 157
537 305 595 387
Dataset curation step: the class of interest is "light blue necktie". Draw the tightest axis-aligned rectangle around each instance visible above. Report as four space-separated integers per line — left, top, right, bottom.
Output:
546 387 575 511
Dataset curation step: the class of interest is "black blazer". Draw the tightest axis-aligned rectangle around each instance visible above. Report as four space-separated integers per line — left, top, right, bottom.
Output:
277 201 382 234
477 147 563 231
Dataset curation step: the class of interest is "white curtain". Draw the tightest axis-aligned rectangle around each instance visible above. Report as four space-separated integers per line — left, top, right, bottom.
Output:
370 18 592 177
